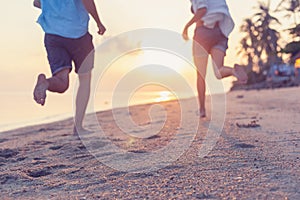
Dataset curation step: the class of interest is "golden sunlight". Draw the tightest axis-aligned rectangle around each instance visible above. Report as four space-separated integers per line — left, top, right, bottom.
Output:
136 50 189 74
154 91 174 103
128 85 176 106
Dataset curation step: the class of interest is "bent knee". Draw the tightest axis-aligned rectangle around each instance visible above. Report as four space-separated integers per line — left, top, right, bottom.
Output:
214 71 223 80
55 77 69 93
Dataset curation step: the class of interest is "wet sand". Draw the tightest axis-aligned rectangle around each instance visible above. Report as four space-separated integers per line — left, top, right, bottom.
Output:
0 87 299 199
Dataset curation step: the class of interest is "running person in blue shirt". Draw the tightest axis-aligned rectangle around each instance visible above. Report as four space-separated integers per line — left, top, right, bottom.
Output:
182 0 247 118
33 0 106 135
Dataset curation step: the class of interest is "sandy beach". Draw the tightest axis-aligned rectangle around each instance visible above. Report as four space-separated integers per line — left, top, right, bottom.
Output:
0 87 299 199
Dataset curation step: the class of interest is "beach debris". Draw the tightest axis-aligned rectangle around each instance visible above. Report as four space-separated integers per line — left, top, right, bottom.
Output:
147 135 160 139
236 120 260 128
236 95 244 99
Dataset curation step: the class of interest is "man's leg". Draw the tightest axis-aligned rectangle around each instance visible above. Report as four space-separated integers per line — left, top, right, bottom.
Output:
194 55 208 118
74 71 92 135
33 69 70 105
211 48 247 83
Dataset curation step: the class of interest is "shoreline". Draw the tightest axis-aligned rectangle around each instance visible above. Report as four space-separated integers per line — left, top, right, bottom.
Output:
1 85 298 134
0 95 192 134
0 91 197 134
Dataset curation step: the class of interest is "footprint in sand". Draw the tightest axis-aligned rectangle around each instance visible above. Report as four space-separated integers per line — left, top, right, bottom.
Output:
0 148 19 159
28 167 52 178
234 143 256 149
147 135 161 139
108 171 127 177
49 145 64 150
128 150 148 153
27 165 69 178
0 174 18 184
30 140 53 145
0 139 9 144
37 127 58 132
32 158 48 165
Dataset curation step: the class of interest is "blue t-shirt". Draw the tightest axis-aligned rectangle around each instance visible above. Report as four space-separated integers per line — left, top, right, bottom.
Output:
37 0 90 38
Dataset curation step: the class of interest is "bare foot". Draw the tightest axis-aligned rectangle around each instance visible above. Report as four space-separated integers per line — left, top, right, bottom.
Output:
73 126 93 137
196 109 206 118
33 74 49 106
233 64 248 84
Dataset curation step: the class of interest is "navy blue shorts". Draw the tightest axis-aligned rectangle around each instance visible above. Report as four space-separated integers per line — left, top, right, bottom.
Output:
193 24 228 56
44 32 94 75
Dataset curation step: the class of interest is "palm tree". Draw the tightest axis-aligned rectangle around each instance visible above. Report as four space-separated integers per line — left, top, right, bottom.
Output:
238 1 282 83
288 24 300 40
254 1 282 68
276 0 300 40
276 0 300 26
276 0 300 63
238 19 256 68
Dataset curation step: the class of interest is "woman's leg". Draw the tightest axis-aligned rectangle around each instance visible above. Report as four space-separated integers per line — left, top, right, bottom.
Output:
210 48 233 79
211 48 247 83
194 55 208 117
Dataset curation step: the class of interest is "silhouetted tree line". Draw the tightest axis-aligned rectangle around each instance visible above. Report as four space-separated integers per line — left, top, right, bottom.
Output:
237 0 300 84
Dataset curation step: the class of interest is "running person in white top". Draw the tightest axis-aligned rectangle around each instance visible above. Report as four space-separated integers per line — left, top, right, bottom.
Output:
182 0 247 118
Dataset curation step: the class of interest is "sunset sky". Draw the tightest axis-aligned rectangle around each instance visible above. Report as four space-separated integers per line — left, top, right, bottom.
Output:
0 0 285 130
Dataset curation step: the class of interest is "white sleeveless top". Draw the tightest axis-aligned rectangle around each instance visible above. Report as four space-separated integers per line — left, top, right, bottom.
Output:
190 0 235 37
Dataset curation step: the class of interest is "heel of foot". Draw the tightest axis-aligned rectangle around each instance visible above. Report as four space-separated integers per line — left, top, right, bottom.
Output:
33 73 48 105
196 110 206 118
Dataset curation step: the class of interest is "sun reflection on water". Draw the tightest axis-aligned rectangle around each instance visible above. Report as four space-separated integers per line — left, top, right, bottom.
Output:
154 91 174 102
